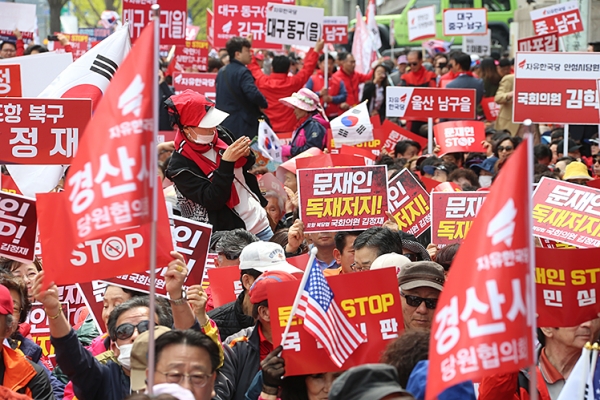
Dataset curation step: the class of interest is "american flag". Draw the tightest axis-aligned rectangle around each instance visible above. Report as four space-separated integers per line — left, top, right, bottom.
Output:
296 263 366 367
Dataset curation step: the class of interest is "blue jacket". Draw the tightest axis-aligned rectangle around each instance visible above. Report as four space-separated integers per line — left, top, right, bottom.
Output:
216 59 268 140
406 360 476 400
446 74 485 108
52 329 130 400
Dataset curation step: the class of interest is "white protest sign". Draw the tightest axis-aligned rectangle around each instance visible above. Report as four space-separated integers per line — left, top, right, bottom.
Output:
443 8 487 36
0 52 73 97
330 101 374 147
265 3 324 47
408 6 437 42
462 30 491 56
0 3 36 39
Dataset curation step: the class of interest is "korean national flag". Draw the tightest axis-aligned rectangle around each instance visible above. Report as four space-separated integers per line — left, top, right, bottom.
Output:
257 120 283 163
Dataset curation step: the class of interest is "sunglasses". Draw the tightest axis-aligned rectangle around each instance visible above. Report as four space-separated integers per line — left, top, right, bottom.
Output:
408 62 419 66
400 292 438 309
594 158 600 165
115 320 149 340
498 146 514 152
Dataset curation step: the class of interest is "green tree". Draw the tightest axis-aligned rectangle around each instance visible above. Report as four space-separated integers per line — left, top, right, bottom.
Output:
187 0 211 40
70 0 122 28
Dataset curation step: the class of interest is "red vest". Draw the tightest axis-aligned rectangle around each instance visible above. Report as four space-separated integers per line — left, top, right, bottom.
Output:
311 71 343 118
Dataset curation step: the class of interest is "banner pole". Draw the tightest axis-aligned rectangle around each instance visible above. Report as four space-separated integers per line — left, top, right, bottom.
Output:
324 45 328 109
147 4 161 395
428 117 433 154
563 124 569 157
524 119 538 400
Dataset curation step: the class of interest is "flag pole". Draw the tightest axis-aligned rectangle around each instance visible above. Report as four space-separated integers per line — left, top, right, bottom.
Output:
524 119 538 400
280 247 317 345
323 45 328 110
147 4 160 395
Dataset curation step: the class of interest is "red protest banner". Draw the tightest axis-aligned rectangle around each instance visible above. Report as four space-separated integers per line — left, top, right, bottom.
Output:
297 165 388 233
322 17 348 44
268 268 403 375
517 33 559 52
513 52 600 125
430 191 488 247
102 216 212 296
1 174 22 195
0 98 92 165
51 34 89 60
27 302 69 369
480 97 500 122
172 72 217 101
212 0 292 49
173 41 209 72
207 266 242 308
388 169 430 238
532 177 600 247
77 280 109 333
530 1 583 37
426 139 534 400
386 87 477 120
434 120 486 154
537 237 576 249
0 191 37 263
123 0 186 45
0 65 22 97
536 247 600 327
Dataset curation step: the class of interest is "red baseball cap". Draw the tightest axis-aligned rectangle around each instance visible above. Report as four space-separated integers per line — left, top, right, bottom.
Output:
249 271 298 304
0 284 14 316
166 89 229 128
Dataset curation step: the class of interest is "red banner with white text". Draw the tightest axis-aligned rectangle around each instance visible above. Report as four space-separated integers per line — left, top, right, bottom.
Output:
0 191 37 263
430 191 488 247
388 169 431 238
434 120 487 154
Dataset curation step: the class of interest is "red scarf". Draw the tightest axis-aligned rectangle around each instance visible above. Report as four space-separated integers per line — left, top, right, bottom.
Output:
174 129 246 208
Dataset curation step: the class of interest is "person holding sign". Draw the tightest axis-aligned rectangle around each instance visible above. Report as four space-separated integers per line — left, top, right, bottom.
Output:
164 90 272 239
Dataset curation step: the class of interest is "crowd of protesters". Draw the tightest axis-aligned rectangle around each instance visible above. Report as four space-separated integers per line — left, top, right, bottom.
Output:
2 27 600 400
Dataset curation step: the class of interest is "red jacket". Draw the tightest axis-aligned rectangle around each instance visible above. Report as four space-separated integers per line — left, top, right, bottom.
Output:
400 67 436 87
332 68 372 107
309 71 344 118
248 49 319 134
439 70 459 88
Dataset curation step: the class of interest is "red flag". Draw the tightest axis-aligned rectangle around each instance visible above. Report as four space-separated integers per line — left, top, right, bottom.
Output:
426 138 534 399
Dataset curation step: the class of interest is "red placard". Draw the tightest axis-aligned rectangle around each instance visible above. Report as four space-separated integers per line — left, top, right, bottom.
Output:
322 17 348 44
532 177 600 248
212 0 293 49
536 247 600 327
538 238 576 248
434 120 486 154
102 216 212 296
1 174 22 195
386 87 477 120
207 266 242 308
77 280 109 333
530 2 583 37
0 98 92 165
517 33 559 52
480 97 500 121
0 65 22 97
297 165 388 233
172 72 217 101
52 33 89 60
0 191 36 263
123 0 187 45
430 191 488 247
207 8 214 47
268 268 402 375
388 169 431 237
174 41 209 72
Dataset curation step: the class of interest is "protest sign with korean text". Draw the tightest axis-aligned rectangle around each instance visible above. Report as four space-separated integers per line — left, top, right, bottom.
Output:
530 1 582 37
408 6 436 42
538 237 575 249
77 280 109 333
207 265 242 308
213 0 293 49
434 120 486 155
443 8 487 36
378 119 428 153
266 3 323 47
480 97 500 122
387 87 476 120
322 16 348 44
269 268 403 375
513 52 600 124
50 34 90 60
426 139 534 400
0 98 92 165
0 191 37 263
388 169 430 238
536 247 600 327
517 33 559 52
174 41 209 72
431 191 488 247
0 2 36 40
297 165 388 233
532 177 600 248
462 31 491 56
123 0 186 45
172 72 217 101
0 65 22 97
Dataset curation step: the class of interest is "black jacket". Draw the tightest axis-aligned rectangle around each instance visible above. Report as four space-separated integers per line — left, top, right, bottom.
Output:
208 291 255 341
361 81 387 124
216 59 268 139
165 126 268 232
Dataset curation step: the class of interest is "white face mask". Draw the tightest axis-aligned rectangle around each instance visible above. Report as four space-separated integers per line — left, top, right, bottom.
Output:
187 129 215 144
479 175 492 188
116 343 133 370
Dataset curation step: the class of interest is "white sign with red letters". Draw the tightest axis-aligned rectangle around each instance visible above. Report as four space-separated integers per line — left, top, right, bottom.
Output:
408 6 436 42
529 1 583 37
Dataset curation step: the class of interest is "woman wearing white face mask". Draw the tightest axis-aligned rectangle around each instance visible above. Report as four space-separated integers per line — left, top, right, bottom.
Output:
470 156 498 189
165 90 272 240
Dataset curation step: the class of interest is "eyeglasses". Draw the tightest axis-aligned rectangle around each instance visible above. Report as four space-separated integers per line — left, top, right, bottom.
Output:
115 320 149 340
0 48 16 54
400 292 438 309
403 252 423 262
594 158 600 165
408 62 419 67
157 371 210 388
350 262 371 272
498 145 514 152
